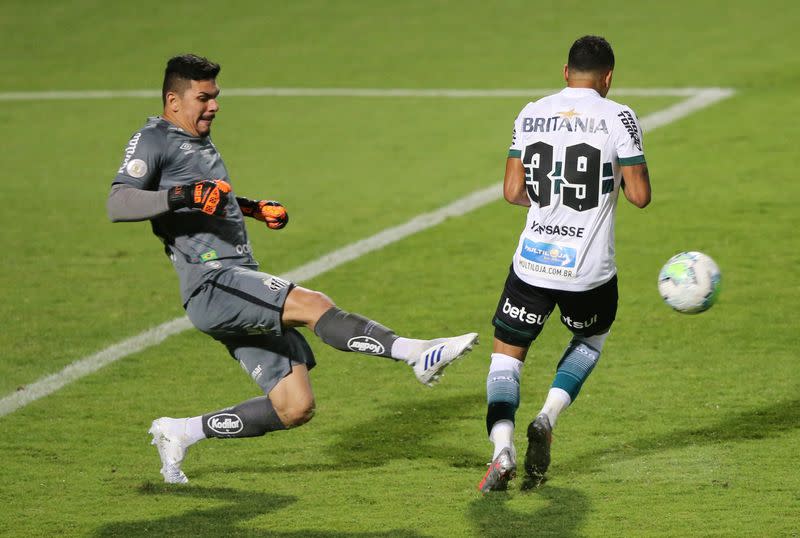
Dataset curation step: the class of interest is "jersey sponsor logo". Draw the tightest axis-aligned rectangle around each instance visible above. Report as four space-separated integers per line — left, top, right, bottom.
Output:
126 158 148 178
117 132 142 173
520 239 576 268
561 314 598 330
347 336 385 355
522 116 608 134
207 413 243 435
250 364 263 381
501 297 548 326
617 110 642 150
235 243 253 255
529 220 585 238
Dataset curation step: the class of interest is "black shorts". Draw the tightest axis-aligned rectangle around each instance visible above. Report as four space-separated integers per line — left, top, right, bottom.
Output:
492 267 618 347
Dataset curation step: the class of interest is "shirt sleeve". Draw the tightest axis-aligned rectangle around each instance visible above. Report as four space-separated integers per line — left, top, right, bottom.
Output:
507 110 525 159
614 106 646 166
111 127 164 189
107 183 170 222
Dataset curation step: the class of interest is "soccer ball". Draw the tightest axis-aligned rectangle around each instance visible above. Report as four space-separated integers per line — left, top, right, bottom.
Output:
657 252 721 313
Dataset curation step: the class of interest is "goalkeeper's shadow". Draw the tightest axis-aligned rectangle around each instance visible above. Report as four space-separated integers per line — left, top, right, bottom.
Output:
195 391 486 476
94 483 427 537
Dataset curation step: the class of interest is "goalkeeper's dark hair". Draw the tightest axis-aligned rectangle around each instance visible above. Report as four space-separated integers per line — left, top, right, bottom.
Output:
567 35 615 73
162 54 221 105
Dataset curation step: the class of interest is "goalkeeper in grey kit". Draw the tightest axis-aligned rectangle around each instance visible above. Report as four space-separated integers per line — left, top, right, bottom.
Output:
107 54 478 484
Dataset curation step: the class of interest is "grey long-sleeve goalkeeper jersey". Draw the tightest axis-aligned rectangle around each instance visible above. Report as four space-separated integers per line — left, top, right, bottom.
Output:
110 116 258 304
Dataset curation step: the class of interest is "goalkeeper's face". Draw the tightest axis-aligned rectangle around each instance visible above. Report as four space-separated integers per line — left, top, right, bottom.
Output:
167 79 220 137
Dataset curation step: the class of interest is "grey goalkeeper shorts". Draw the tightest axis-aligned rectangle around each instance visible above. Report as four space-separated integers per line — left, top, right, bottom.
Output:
185 266 316 394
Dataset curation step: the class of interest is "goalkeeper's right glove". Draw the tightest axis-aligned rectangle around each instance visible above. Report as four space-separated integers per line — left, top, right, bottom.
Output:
167 179 231 216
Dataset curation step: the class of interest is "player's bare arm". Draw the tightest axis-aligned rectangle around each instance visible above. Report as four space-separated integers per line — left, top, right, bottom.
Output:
503 157 531 207
620 163 651 208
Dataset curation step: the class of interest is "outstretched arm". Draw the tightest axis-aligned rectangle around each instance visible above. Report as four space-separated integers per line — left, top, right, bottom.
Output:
107 180 231 222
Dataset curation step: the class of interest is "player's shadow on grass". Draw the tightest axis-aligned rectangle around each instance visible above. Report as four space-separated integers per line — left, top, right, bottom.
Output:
93 483 425 537
324 392 485 469
560 397 800 475
468 486 590 537
196 392 486 476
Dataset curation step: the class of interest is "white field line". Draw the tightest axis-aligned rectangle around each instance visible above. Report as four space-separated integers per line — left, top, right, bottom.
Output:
0 88 735 418
0 87 734 101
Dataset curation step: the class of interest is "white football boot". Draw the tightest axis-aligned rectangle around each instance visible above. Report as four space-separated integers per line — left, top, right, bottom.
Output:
413 332 478 386
149 417 190 484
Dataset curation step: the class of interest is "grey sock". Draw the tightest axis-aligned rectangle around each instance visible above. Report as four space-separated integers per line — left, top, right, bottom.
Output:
314 307 399 359
201 396 286 438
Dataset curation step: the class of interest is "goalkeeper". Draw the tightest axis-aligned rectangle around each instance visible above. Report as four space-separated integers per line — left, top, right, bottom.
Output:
106 54 478 484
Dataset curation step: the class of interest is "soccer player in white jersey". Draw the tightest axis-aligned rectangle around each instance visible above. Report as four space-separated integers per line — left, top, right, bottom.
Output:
478 36 651 492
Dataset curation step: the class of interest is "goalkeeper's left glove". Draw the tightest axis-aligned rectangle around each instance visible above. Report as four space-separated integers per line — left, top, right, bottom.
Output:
237 197 289 229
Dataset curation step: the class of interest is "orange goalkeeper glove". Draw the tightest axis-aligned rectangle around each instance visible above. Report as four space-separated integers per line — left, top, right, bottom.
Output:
237 197 289 229
168 179 231 216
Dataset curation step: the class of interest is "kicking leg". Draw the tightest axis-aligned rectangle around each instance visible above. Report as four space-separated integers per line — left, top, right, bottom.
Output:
283 286 478 386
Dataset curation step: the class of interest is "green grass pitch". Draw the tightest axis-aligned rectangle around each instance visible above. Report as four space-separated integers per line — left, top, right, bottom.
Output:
1 1 799 535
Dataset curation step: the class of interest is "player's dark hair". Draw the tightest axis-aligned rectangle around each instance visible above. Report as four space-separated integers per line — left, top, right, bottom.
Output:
567 35 615 72
162 54 221 105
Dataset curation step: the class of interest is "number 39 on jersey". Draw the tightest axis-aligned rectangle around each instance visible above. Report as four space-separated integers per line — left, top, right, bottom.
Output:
523 141 613 212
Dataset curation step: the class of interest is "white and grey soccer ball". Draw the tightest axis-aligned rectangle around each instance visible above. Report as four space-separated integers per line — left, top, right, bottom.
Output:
658 251 721 314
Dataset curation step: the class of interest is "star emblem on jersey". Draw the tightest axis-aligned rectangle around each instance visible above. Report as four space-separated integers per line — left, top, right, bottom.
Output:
557 108 581 118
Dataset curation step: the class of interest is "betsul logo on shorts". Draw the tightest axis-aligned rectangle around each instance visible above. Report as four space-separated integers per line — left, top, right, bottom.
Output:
207 413 243 435
347 336 385 355
562 314 598 330
502 298 548 325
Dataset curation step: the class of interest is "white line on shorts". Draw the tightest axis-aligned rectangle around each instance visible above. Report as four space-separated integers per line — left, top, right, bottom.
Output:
0 87 735 417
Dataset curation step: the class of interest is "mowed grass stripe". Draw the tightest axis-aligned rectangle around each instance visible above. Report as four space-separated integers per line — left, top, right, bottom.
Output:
0 88 735 418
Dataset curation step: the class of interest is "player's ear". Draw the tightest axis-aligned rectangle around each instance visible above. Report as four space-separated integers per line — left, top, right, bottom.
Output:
604 69 613 87
563 64 569 82
165 91 181 112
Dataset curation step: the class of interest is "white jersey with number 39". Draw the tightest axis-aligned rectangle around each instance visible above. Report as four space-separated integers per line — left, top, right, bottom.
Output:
508 87 646 291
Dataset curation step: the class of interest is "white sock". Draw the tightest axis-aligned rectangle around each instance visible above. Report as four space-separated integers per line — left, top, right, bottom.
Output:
390 337 427 364
184 416 206 446
489 420 515 460
540 388 572 428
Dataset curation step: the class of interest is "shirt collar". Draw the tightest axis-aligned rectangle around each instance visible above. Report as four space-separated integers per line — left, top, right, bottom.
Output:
560 87 602 98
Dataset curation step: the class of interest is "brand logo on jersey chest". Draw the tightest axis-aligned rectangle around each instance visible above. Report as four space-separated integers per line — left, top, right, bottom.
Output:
522 116 608 134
